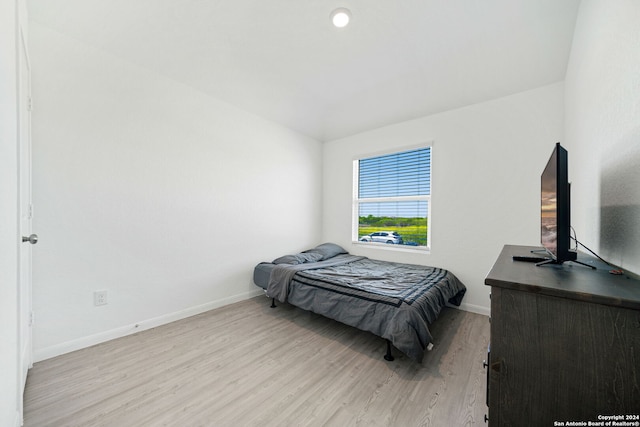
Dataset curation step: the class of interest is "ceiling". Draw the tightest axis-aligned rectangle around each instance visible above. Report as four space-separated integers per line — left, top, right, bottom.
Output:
28 0 581 142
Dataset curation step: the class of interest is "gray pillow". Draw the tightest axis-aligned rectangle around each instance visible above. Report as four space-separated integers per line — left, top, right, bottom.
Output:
304 243 348 260
273 252 323 265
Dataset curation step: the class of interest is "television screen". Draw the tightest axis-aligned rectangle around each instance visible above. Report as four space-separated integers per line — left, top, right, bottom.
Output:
541 148 558 256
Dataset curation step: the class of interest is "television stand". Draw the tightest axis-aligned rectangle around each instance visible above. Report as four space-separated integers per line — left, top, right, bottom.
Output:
535 257 596 269
485 245 640 426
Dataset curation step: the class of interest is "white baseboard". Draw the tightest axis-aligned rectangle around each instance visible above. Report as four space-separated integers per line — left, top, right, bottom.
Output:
457 302 490 317
33 289 263 362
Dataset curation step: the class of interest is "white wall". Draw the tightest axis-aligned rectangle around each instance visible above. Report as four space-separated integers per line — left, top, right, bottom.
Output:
27 0 640 364
1 0 20 424
30 23 323 361
323 83 565 314
565 0 640 275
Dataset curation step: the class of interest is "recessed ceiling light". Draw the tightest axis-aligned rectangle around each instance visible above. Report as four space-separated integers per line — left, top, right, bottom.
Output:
330 8 351 28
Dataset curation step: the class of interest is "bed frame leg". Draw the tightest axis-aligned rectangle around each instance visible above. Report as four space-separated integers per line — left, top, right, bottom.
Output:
270 298 277 308
384 340 395 361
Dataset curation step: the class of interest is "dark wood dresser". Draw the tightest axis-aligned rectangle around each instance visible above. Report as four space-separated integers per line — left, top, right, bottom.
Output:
484 244 640 426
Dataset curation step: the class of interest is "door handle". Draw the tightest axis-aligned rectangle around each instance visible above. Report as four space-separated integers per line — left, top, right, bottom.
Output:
22 234 38 244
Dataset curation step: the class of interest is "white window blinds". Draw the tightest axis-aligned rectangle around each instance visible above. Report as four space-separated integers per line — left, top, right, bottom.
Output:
359 148 431 198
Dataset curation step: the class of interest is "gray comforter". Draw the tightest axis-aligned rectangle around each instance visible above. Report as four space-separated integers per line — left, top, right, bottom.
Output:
265 254 466 362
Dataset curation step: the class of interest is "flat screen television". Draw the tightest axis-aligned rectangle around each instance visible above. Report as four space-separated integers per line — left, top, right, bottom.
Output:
540 142 577 264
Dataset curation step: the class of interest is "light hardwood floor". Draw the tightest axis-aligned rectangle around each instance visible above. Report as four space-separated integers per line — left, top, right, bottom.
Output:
24 296 490 426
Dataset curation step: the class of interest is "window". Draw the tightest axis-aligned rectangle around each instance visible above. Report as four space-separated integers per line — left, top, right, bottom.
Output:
353 146 431 250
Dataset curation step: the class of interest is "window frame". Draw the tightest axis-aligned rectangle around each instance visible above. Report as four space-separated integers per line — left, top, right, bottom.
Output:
352 143 433 252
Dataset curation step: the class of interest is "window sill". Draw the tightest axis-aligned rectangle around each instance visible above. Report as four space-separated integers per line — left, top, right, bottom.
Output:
352 241 431 255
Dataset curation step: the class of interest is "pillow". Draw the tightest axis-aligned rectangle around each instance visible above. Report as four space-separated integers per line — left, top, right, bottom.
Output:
272 254 303 265
272 252 323 265
303 242 348 260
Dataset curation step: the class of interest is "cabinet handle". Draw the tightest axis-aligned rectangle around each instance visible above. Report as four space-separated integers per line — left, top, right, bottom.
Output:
483 360 488 369
484 414 489 423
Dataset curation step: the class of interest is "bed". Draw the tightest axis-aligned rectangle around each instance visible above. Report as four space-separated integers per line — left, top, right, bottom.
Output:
253 243 466 362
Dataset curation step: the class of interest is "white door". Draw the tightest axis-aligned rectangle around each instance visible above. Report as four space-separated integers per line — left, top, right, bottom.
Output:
18 22 34 419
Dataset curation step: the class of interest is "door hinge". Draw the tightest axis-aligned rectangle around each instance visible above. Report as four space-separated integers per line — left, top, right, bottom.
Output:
28 96 33 112
29 311 34 326
28 204 34 219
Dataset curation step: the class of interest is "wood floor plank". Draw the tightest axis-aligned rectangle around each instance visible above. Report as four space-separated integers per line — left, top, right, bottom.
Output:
24 296 490 426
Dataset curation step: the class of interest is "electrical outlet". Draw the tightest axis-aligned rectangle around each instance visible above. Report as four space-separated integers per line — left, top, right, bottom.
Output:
94 290 108 306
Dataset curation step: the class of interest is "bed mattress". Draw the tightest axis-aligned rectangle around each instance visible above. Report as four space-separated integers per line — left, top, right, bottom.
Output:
253 262 275 290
